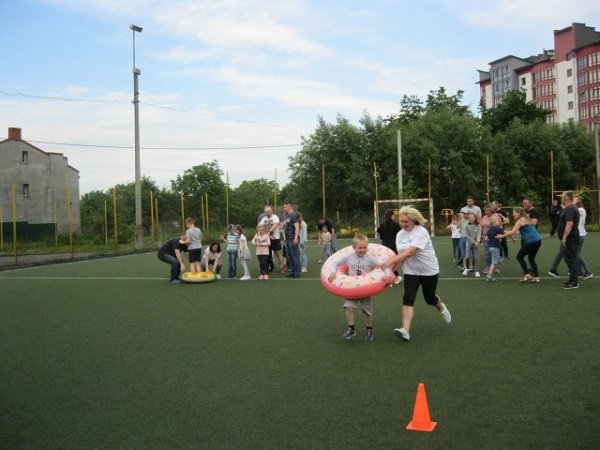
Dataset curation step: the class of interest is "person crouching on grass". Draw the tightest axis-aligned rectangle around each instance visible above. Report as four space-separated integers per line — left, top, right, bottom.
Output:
327 234 392 341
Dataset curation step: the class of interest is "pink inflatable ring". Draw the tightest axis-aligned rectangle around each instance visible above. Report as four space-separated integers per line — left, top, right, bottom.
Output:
320 244 396 299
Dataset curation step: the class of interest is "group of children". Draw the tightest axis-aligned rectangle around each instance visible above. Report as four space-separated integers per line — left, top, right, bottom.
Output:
447 210 506 282
179 217 224 279
178 218 295 281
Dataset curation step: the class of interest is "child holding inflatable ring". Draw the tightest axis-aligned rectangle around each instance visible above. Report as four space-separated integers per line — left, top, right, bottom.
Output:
327 234 392 341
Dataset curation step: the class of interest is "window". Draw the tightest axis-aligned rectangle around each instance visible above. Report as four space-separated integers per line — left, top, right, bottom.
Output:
23 184 29 197
521 77 526 86
567 68 572 77
568 101 574 110
567 85 573 94
22 151 28 163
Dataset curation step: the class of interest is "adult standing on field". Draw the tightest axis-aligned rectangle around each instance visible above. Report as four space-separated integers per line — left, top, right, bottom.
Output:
283 202 302 278
460 195 482 220
381 206 452 342
317 217 337 256
377 208 402 284
556 191 580 289
258 206 285 273
522 197 540 228
157 237 188 284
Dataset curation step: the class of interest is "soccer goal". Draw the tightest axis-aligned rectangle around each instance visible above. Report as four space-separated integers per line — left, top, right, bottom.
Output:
374 198 435 237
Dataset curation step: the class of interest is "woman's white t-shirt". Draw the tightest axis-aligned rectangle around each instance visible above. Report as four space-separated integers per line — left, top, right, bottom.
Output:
396 225 439 276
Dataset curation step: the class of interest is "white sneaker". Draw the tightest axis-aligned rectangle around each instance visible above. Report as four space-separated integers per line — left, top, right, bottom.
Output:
240 275 251 281
462 269 469 276
520 274 533 283
475 271 481 278
394 328 410 341
394 276 402 285
216 274 222 280
301 267 308 273
438 298 451 323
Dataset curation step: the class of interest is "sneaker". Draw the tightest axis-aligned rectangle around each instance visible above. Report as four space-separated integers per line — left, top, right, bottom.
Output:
394 327 410 342
170 279 181 284
582 273 594 280
394 276 403 285
264 274 269 280
364 329 374 341
215 274 222 280
531 277 541 283
280 267 287 273
317 260 323 264
547 270 559 278
520 274 533 283
475 271 481 278
343 327 357 339
438 299 451 323
462 269 469 276
561 281 579 290
301 267 308 273
240 275 251 281
457 266 464 271
258 275 264 280
483 268 489 274
486 276 498 282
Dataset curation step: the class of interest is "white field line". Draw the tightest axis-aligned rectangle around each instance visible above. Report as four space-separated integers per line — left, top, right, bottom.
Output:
0 275 538 282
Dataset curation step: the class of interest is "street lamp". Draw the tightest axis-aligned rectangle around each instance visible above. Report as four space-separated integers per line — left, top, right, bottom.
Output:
130 24 143 250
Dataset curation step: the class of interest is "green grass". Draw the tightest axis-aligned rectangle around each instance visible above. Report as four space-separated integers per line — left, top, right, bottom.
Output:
1 236 599 449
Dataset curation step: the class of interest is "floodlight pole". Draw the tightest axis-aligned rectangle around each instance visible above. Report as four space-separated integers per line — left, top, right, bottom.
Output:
130 24 144 250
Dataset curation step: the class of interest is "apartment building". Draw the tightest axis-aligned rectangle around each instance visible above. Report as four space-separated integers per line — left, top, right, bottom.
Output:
478 23 600 130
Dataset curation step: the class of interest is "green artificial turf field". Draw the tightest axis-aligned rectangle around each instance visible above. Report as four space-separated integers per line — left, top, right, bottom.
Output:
1 235 599 449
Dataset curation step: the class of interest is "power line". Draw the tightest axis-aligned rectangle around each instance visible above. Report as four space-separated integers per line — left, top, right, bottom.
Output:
0 89 121 104
1 89 305 131
141 102 303 131
20 139 302 151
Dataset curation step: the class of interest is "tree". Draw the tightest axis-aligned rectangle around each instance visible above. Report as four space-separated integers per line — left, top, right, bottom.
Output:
230 178 277 226
482 89 550 134
170 161 226 228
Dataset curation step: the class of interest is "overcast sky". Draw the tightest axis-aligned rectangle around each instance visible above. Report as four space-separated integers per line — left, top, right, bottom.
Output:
1 0 599 194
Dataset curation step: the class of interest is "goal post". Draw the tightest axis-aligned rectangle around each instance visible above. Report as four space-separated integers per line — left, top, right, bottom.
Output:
374 198 435 237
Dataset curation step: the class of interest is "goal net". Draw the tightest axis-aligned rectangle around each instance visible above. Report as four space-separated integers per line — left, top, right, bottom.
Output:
374 198 435 237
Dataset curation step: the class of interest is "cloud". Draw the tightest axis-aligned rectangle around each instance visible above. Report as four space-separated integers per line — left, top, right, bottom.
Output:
453 0 600 30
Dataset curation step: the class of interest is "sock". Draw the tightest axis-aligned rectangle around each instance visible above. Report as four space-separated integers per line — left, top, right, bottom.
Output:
366 326 373 330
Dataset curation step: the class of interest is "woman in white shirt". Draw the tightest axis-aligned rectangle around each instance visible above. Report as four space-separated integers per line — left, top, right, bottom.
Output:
575 197 593 279
382 206 451 342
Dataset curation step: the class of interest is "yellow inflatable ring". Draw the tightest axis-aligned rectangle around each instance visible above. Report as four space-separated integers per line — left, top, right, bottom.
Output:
181 271 217 283
320 244 396 299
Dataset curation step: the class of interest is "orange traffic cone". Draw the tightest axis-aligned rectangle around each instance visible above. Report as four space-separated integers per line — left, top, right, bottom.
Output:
406 383 437 432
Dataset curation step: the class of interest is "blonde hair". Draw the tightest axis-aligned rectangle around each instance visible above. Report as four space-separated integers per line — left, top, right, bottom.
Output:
352 233 369 247
399 206 427 225
512 207 529 221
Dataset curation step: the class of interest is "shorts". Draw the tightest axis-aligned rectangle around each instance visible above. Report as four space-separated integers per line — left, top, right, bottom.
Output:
188 248 201 263
270 238 282 252
343 298 373 316
489 247 501 266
